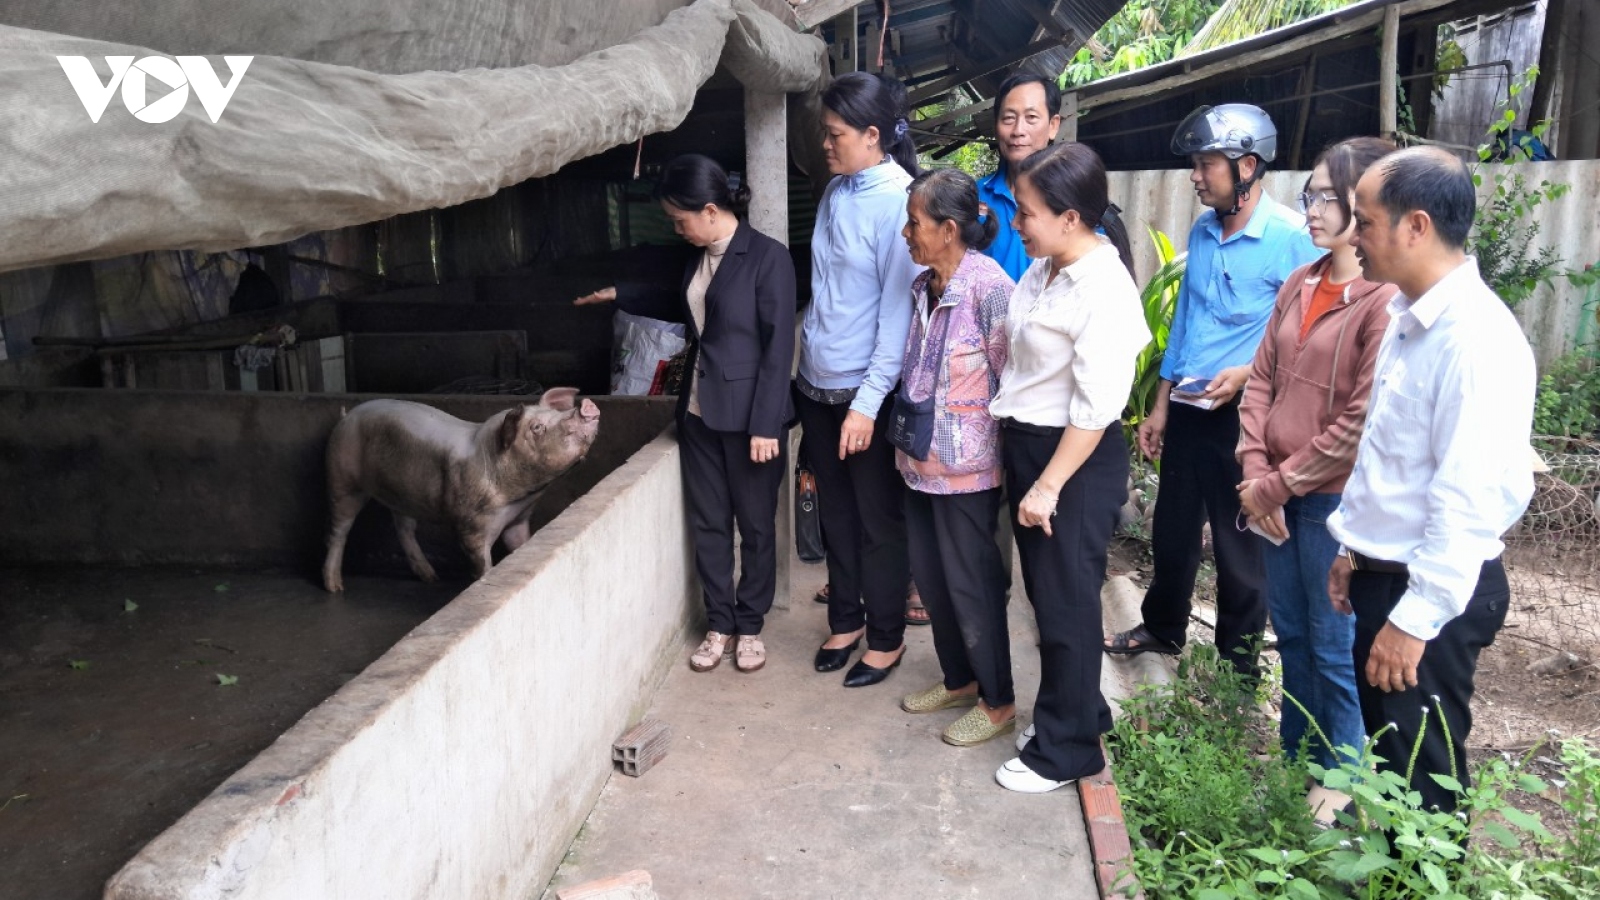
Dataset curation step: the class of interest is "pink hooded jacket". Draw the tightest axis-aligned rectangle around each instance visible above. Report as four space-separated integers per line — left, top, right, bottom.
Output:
1236 255 1398 507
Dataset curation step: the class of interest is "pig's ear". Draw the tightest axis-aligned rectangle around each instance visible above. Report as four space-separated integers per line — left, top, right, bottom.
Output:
540 387 579 412
498 406 526 453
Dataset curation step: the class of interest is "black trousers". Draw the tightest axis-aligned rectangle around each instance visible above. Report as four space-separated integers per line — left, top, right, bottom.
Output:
1350 559 1509 814
678 413 788 636
1140 400 1266 676
795 390 909 652
1006 424 1125 782
906 487 1013 708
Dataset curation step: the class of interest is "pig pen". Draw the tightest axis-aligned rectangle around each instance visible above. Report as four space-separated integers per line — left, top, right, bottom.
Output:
0 389 690 900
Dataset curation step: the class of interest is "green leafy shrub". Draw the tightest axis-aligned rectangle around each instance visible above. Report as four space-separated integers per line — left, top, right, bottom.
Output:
1469 167 1568 308
1109 647 1600 897
1533 348 1600 439
1108 646 1320 896
1467 65 1597 310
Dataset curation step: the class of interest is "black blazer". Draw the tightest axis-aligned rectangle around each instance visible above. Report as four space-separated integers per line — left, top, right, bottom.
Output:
615 220 797 438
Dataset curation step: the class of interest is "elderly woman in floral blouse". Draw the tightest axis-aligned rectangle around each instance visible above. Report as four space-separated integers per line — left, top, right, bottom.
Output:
892 168 1018 748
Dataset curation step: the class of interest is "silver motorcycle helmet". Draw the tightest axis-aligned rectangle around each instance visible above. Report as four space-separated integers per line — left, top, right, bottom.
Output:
1170 103 1278 163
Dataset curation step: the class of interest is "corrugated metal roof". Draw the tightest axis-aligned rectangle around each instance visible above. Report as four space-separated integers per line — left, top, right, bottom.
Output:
818 0 1127 146
1068 0 1528 171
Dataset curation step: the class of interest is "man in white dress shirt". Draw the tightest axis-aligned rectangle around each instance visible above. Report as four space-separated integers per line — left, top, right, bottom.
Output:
1326 146 1535 813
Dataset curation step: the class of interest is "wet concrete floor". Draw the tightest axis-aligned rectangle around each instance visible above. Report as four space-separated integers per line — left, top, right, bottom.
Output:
0 565 458 900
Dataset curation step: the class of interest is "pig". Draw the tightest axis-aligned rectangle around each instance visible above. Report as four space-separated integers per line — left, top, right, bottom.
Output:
321 387 600 592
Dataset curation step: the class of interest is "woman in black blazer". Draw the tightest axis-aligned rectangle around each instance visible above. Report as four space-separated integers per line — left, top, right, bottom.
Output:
576 154 797 674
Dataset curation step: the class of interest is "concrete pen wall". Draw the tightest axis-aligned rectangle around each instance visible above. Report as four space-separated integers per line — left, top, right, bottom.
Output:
103 429 696 900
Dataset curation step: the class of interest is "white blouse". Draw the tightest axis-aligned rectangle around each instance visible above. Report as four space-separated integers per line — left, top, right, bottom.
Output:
684 233 733 418
990 241 1151 430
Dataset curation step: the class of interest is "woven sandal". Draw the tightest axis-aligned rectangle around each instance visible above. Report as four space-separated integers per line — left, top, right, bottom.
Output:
942 706 1016 747
901 682 980 714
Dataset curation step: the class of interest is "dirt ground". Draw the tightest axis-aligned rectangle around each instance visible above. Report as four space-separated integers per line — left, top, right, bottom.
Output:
0 565 458 900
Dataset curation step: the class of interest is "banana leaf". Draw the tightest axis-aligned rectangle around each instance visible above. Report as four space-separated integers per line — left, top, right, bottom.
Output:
1125 228 1186 434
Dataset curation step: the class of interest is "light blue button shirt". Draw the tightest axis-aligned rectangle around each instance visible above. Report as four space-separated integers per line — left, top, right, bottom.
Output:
1159 193 1320 383
801 160 922 418
976 167 1029 282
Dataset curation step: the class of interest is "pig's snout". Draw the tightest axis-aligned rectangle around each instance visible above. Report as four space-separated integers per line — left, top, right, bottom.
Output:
579 399 599 421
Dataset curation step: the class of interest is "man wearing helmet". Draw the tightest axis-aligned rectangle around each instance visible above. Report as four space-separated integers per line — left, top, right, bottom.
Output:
1104 103 1318 677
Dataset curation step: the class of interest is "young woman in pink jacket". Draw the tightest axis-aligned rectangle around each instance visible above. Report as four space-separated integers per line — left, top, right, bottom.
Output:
1235 136 1398 772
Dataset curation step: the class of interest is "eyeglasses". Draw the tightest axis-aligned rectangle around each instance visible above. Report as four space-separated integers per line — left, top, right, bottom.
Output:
1297 190 1340 214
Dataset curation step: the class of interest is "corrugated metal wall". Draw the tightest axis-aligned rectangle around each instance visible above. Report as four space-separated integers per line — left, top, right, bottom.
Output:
1431 3 1544 150
1110 161 1600 367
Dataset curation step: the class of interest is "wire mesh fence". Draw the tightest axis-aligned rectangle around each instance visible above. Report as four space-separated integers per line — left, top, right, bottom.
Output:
1503 436 1600 659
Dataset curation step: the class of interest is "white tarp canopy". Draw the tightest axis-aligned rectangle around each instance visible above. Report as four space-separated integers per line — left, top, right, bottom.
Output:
0 0 826 273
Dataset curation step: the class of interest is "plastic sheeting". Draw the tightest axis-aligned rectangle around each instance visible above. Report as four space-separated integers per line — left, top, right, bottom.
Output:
0 0 826 273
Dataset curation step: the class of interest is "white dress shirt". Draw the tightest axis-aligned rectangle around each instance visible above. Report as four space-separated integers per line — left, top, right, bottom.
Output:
990 242 1151 430
1326 258 1536 641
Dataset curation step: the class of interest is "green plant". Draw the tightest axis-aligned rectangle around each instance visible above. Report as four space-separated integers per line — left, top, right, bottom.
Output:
1433 31 1468 97
914 94 997 178
1313 734 1600 898
1110 644 1600 897
1109 645 1321 896
1124 229 1184 445
1179 0 1355 58
1466 65 1594 309
1533 347 1600 438
1060 0 1220 87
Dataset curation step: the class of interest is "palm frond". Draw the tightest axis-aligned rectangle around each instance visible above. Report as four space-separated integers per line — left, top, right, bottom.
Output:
1178 0 1356 58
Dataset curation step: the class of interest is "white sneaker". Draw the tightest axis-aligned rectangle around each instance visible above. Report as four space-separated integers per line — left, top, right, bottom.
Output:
1015 723 1035 752
995 757 1075 793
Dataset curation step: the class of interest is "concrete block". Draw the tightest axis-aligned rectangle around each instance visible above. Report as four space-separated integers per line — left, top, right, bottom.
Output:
1100 576 1175 696
612 719 671 777
554 869 656 900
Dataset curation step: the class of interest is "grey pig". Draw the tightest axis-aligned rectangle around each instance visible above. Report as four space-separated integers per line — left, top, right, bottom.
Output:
321 388 600 592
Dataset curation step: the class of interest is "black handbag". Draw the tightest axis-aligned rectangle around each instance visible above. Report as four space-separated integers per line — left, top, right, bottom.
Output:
888 301 953 462
795 466 825 563
888 391 935 460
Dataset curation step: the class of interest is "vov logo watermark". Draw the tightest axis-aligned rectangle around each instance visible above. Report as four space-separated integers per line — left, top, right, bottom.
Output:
58 56 253 124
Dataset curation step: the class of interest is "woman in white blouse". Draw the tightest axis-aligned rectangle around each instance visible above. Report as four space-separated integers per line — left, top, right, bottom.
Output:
988 142 1152 793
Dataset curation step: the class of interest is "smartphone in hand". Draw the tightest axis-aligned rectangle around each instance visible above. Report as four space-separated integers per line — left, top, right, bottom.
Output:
1170 376 1217 410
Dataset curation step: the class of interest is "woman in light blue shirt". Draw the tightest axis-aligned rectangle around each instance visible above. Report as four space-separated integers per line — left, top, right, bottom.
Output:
799 72 923 689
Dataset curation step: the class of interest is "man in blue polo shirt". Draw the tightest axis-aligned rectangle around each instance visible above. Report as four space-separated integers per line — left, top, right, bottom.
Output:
977 72 1062 281
1104 104 1319 677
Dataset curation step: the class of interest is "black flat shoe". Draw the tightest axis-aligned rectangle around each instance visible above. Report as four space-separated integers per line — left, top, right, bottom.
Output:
814 637 862 672
842 651 903 688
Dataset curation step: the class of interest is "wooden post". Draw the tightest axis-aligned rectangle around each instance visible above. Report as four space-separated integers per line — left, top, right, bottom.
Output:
1378 5 1400 138
829 7 857 74
1059 91 1079 142
1289 54 1319 168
